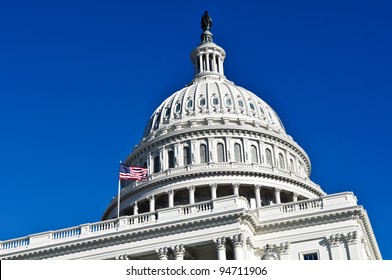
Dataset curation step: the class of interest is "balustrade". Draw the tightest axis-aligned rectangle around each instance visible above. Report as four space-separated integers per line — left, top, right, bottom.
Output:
128 213 157 225
52 227 81 240
281 198 323 213
89 220 117 233
180 201 212 215
1 237 30 250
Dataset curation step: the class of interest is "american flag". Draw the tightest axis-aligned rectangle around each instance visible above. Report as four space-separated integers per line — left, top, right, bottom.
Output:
119 164 148 181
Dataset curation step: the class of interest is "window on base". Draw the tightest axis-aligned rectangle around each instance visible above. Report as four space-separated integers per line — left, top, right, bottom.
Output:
303 252 319 260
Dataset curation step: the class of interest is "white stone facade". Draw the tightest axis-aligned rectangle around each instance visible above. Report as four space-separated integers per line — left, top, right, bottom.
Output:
0 14 381 260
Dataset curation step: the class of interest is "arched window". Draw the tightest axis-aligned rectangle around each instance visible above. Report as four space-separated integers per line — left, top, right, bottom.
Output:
217 143 225 162
168 150 174 168
290 158 294 171
265 148 273 166
234 143 242 162
154 156 160 173
200 144 207 163
183 146 191 165
279 153 285 169
250 145 258 163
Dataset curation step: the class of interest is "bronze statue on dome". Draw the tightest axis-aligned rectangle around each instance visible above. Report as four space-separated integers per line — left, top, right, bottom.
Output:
201 11 212 31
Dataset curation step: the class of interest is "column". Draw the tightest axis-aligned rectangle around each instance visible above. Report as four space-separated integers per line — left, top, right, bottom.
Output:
292 192 298 202
212 53 216 72
214 237 226 260
231 234 244 260
210 183 217 199
232 183 240 196
148 195 155 212
275 188 282 204
199 53 203 73
206 53 210 71
254 184 262 208
219 57 224 75
326 234 342 260
188 185 195 204
345 231 362 260
167 189 174 207
156 247 169 260
133 202 138 215
172 244 186 260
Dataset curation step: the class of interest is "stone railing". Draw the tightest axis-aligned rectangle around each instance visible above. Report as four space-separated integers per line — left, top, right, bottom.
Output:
255 192 358 222
125 162 320 195
52 227 81 240
179 201 213 215
1 237 30 250
280 198 323 213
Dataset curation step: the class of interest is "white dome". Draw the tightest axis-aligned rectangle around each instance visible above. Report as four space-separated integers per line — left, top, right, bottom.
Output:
102 22 324 221
143 77 286 140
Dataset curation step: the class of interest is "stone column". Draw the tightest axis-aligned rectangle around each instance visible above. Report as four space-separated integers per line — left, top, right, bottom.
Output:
214 237 226 260
172 244 186 260
156 247 169 260
199 53 203 73
232 183 240 196
148 195 155 212
188 185 195 204
275 188 282 204
133 202 138 215
167 189 174 207
344 231 362 260
254 184 262 208
293 192 298 202
327 234 342 260
210 183 217 199
231 234 244 260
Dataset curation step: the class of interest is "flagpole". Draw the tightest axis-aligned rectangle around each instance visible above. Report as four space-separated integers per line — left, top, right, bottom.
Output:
117 178 121 219
117 161 122 219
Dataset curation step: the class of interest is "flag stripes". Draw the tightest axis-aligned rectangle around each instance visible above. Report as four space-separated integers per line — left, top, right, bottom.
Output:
119 164 148 181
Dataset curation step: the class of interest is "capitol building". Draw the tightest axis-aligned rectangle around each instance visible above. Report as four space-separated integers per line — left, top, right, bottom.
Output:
0 13 381 260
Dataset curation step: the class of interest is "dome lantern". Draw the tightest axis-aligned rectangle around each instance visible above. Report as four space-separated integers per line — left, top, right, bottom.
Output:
191 11 226 79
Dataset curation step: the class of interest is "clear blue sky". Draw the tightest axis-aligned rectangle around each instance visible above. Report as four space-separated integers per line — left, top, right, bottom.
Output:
0 0 391 259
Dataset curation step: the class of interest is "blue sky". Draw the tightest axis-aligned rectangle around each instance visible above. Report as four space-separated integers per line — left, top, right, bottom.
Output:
0 0 391 259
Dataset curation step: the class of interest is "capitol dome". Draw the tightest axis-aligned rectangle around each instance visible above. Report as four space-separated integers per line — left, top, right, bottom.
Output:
102 14 325 220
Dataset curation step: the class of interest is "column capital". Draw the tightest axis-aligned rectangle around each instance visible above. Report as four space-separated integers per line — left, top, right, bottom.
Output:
293 192 299 198
326 233 342 247
254 184 262 190
156 247 169 260
275 187 282 193
344 231 358 244
232 183 240 188
230 234 243 248
274 242 290 254
115 254 129 260
214 237 226 249
166 189 174 196
209 183 217 189
172 244 186 259
187 185 195 192
148 195 155 201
